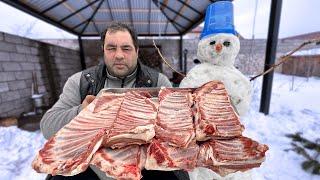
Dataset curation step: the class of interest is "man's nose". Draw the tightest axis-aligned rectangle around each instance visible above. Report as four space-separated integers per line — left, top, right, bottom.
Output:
115 49 124 59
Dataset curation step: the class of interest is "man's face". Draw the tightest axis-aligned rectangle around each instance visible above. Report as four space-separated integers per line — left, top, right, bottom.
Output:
103 30 138 78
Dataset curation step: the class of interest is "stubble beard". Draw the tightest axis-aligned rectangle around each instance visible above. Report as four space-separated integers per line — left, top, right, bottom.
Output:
107 62 137 79
112 64 129 78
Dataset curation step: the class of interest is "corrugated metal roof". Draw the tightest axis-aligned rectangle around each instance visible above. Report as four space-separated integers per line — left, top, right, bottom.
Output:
2 0 215 36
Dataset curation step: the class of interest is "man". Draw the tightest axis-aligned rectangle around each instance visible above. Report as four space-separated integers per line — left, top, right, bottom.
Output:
40 22 189 180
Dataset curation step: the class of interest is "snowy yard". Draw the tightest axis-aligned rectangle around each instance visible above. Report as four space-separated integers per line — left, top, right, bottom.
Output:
245 73 320 180
0 73 319 180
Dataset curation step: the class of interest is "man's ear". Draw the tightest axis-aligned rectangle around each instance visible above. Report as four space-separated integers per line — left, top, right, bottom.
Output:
136 47 139 54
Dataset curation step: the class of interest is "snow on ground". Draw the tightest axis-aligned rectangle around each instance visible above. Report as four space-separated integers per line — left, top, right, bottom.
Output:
0 126 46 180
243 73 320 180
0 73 319 180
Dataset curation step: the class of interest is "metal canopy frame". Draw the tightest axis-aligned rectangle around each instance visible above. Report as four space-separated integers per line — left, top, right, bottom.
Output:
1 0 214 37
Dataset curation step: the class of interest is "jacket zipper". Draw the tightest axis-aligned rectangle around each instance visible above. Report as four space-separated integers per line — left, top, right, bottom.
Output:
121 79 125 88
85 73 95 94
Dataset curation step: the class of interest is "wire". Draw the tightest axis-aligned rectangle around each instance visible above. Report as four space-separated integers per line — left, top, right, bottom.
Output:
250 38 320 81
251 0 258 40
249 0 259 73
157 0 161 37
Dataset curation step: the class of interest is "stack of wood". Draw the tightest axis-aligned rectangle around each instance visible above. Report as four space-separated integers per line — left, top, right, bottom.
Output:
0 117 18 127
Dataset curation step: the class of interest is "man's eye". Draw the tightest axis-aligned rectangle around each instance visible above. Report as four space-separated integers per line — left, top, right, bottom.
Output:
106 48 116 51
209 41 216 45
223 41 231 47
123 48 131 51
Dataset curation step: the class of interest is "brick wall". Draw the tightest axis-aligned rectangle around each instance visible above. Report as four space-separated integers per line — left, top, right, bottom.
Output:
0 32 81 118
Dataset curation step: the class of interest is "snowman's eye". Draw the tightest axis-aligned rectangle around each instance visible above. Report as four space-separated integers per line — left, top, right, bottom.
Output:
209 41 216 45
223 41 231 47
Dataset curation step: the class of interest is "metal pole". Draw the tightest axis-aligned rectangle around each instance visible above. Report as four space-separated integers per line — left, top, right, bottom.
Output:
179 35 183 71
78 36 86 70
183 49 188 74
259 0 282 115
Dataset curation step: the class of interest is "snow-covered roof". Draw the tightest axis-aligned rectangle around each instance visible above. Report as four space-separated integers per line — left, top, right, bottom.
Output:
291 47 320 56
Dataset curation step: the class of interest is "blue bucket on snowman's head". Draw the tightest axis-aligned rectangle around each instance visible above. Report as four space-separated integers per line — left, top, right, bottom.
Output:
200 0 236 40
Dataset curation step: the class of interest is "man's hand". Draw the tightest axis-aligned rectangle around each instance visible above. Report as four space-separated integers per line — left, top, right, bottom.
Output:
81 95 96 109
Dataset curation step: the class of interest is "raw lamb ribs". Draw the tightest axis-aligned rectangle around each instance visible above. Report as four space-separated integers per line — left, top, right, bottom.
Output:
145 140 199 171
155 88 195 148
91 145 146 179
197 136 269 177
145 88 199 171
32 81 268 179
194 81 244 141
32 92 124 176
104 91 157 149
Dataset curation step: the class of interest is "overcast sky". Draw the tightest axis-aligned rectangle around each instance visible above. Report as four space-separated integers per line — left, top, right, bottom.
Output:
0 0 319 39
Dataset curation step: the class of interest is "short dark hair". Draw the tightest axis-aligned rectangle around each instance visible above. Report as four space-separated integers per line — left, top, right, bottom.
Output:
101 22 139 50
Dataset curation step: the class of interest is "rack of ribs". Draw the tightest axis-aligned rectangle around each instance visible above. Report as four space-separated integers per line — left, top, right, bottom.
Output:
194 81 244 141
103 91 157 149
32 92 124 176
32 81 268 179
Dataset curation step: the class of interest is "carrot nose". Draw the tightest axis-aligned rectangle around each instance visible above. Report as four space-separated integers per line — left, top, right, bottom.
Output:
215 43 222 52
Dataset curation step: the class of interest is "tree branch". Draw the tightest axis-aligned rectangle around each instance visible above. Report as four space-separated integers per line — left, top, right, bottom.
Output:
153 40 186 77
250 38 320 81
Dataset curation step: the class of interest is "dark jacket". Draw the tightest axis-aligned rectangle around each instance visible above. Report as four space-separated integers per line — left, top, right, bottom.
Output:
79 62 159 102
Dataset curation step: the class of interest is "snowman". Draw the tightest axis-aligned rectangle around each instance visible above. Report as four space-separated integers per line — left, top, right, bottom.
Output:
179 1 251 117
